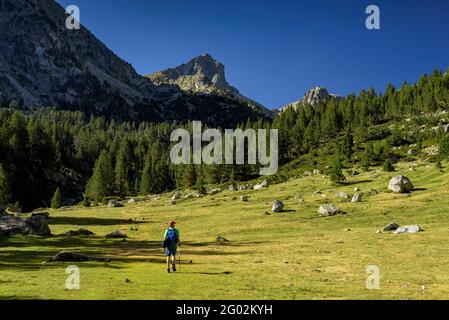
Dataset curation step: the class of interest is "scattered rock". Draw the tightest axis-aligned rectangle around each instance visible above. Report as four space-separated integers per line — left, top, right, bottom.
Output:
351 194 362 203
128 198 138 204
47 251 111 263
313 169 320 175
336 192 349 200
388 175 414 193
318 204 341 216
209 188 221 195
354 187 360 192
64 229 95 237
108 200 124 208
368 189 379 196
171 192 182 201
105 230 127 239
313 190 322 194
0 215 51 236
169 199 177 206
228 185 238 191
272 200 284 213
125 278 132 283
394 225 422 234
216 235 229 242
240 195 249 202
380 223 400 232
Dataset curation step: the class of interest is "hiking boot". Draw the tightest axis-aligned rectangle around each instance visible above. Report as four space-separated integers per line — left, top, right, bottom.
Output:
172 265 177 272
167 268 171 273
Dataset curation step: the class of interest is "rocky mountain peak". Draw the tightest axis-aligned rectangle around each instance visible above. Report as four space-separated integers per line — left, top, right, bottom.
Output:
280 86 339 112
159 53 228 89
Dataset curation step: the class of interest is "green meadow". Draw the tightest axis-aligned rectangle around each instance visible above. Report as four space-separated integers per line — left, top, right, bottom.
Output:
1 160 449 300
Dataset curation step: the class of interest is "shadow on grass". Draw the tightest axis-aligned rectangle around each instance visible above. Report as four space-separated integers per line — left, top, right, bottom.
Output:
0 237 258 270
413 188 428 192
49 216 145 226
180 271 233 276
342 179 373 186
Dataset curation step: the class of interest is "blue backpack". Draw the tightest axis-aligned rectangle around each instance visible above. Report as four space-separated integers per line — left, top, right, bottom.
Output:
162 229 178 248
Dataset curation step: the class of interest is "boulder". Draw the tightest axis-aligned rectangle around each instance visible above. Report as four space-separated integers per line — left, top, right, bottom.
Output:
318 204 341 216
336 192 349 200
0 215 51 237
64 229 95 237
394 225 421 234
128 198 137 204
351 194 362 203
105 230 127 239
272 200 284 213
209 188 221 195
108 200 124 208
228 185 238 191
216 235 229 242
380 223 400 232
47 251 111 263
171 192 182 201
240 195 249 202
388 175 414 193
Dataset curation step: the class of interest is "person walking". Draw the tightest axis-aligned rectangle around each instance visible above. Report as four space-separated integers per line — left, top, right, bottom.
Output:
163 221 180 273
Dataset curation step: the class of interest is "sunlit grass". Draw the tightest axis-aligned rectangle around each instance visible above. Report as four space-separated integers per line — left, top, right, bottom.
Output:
1 160 449 299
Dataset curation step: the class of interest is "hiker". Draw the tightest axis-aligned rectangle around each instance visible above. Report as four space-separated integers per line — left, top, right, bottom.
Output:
163 221 180 273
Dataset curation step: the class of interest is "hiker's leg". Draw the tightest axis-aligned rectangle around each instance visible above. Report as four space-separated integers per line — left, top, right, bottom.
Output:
171 255 176 267
166 255 171 269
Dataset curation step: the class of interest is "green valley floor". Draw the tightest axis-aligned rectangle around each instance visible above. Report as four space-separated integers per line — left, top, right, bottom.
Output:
1 161 449 300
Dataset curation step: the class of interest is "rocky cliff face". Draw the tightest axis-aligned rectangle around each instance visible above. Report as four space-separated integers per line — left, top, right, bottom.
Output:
148 54 274 117
0 0 268 126
280 87 340 112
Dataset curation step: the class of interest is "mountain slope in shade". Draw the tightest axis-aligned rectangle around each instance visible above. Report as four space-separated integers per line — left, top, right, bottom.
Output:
0 0 268 126
148 54 275 117
280 87 340 112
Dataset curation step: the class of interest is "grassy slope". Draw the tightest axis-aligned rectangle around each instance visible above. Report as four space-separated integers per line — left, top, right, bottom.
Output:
1 160 449 300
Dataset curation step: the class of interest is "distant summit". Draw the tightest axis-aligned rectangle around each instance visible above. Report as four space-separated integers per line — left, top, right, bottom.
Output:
148 54 274 117
280 87 340 112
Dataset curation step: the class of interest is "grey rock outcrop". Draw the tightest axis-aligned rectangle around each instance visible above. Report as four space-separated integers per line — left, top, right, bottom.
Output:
318 204 341 216
388 175 414 193
272 200 284 213
105 230 127 239
0 214 51 236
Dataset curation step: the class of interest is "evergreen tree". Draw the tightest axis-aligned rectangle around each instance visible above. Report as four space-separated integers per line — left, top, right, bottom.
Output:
361 143 374 171
340 130 354 161
330 155 345 184
0 164 11 205
85 150 114 199
439 134 449 159
182 165 197 188
195 169 206 194
51 187 62 209
383 158 395 172
115 138 132 196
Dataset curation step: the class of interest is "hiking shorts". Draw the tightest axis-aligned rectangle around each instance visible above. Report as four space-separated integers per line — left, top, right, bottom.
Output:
166 247 177 257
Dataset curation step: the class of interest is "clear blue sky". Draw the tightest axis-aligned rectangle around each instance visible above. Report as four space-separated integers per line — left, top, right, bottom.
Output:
58 0 449 108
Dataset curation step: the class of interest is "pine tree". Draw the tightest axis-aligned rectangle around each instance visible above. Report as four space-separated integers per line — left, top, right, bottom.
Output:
0 164 11 205
82 194 91 207
85 151 114 199
383 158 395 172
182 165 197 188
330 156 345 184
195 169 206 194
51 187 62 209
340 130 354 161
115 138 132 196
439 134 449 158
361 143 374 171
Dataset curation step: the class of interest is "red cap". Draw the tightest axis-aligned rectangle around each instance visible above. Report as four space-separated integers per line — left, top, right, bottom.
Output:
169 221 176 227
